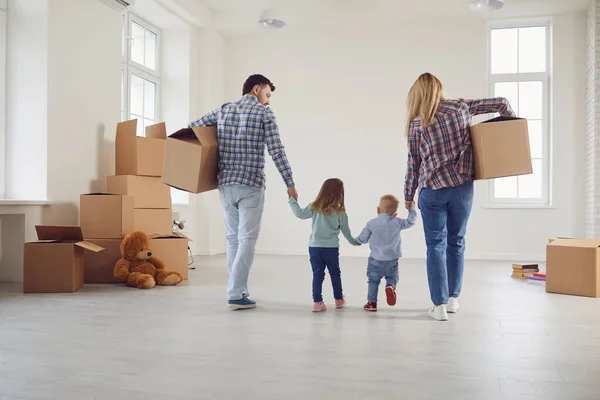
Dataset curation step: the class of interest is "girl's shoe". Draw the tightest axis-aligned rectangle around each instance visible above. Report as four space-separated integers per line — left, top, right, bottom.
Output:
335 295 347 309
312 302 327 312
363 301 377 312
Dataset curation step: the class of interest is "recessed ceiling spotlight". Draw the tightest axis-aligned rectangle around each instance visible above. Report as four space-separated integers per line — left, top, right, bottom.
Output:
470 0 505 12
258 8 286 29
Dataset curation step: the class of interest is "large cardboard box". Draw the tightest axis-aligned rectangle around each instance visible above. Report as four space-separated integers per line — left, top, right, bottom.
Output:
546 239 600 298
24 226 104 293
84 239 122 284
80 194 134 239
162 126 218 194
134 209 172 235
150 233 191 280
470 116 533 180
107 175 171 209
116 120 166 177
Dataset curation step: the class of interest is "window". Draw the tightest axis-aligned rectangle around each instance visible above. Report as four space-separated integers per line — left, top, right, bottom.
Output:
488 22 550 206
122 14 160 136
0 2 6 198
121 13 188 205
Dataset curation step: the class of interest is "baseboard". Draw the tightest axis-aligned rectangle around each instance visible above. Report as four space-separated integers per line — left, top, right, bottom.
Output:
253 247 545 262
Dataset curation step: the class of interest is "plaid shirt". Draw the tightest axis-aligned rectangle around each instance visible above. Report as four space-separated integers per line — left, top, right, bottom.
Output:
404 98 516 202
189 95 294 189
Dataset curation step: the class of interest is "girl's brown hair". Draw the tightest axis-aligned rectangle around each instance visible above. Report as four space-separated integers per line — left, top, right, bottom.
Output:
311 178 345 215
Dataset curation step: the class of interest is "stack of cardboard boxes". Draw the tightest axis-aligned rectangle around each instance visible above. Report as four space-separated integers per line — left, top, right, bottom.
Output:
23 120 191 293
81 120 191 283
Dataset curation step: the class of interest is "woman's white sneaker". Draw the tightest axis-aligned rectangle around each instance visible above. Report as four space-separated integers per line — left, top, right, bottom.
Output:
428 305 448 321
447 297 459 313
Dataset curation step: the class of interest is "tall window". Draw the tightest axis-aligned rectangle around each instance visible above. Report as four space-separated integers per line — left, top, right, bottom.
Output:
122 13 160 137
488 22 550 206
0 1 6 198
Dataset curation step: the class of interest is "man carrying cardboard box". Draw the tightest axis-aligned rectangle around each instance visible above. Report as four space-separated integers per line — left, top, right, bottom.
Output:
189 74 297 310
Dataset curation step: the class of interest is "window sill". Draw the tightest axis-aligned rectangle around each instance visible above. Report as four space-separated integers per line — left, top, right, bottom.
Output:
172 203 190 207
481 204 556 210
0 199 53 206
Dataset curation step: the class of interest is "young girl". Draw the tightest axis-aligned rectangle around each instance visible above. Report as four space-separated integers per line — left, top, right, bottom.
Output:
289 178 358 312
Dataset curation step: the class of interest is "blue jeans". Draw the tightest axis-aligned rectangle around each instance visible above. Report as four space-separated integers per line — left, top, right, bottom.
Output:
418 180 473 306
367 258 399 302
219 185 265 301
309 247 343 303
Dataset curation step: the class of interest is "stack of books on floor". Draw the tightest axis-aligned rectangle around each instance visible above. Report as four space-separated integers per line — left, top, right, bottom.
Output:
512 263 539 279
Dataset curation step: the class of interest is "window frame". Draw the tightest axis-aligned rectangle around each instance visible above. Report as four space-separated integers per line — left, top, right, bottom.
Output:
121 12 161 136
0 3 6 198
486 18 552 208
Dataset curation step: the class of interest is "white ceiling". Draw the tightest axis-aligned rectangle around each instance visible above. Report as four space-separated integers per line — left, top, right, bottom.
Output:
138 0 590 34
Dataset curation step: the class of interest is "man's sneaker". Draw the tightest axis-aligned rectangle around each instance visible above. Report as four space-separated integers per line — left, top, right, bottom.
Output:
385 285 397 306
335 295 347 309
428 305 448 321
312 302 327 312
447 297 459 313
363 301 377 312
227 297 257 309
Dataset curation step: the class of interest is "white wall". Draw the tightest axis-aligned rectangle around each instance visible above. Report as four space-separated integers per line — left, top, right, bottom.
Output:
44 0 122 224
6 0 48 200
222 12 586 261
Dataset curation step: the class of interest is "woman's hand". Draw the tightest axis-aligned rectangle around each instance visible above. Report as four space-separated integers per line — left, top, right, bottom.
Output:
405 201 415 210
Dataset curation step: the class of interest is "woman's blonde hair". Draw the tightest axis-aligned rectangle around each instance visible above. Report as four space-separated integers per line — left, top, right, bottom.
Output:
311 178 345 215
405 73 444 136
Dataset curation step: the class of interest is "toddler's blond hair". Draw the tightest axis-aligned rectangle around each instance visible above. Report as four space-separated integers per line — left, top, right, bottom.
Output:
379 194 400 215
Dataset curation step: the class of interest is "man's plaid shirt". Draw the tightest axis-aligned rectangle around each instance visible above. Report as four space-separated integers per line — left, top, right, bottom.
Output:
404 98 515 202
190 95 294 190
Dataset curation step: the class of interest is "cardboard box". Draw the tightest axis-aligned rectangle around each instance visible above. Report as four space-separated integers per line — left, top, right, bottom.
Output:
80 194 134 239
107 175 171 209
134 209 172 235
116 120 166 177
24 226 104 293
150 233 191 280
84 239 122 284
546 239 600 298
162 126 218 194
470 116 533 180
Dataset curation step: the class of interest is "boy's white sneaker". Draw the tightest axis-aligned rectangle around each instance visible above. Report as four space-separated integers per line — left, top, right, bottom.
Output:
447 297 459 313
428 305 448 321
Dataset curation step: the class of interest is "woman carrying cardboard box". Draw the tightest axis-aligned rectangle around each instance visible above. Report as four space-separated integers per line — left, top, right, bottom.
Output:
403 73 515 321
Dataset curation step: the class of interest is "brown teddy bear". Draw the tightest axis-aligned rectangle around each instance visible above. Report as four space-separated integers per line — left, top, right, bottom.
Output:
114 231 183 289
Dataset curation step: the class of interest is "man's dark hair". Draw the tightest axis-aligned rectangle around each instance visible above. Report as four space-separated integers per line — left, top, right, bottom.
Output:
242 74 275 95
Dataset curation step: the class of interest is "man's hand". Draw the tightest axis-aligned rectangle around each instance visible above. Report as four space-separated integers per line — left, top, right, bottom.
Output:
288 186 298 200
405 201 415 210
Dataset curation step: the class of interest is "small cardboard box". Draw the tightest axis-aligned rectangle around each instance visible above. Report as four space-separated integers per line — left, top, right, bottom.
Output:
84 239 122 284
116 120 166 177
134 209 172 235
80 194 134 239
162 126 218 194
24 226 104 293
107 175 171 209
546 239 600 298
150 233 191 280
470 116 533 180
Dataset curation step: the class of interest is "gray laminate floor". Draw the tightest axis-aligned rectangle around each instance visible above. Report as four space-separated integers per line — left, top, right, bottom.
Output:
1 255 600 400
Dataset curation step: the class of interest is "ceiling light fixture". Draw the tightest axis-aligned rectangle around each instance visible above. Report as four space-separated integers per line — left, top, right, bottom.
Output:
258 8 286 29
469 0 505 12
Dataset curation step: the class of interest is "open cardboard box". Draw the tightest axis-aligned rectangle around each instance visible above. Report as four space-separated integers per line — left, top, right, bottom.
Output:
162 126 218 194
116 120 166 177
24 226 104 293
470 116 532 180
